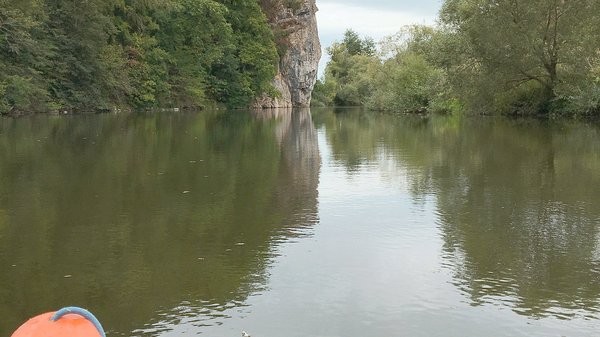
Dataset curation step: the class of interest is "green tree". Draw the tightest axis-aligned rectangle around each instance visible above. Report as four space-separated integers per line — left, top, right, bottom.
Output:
310 78 336 107
43 0 124 109
368 52 447 113
0 0 53 112
0 0 280 113
342 29 376 56
316 26 456 113
214 0 278 107
441 0 600 114
368 25 457 114
317 31 379 106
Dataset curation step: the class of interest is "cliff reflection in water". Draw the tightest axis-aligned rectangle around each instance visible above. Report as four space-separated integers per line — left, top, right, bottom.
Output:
314 108 600 319
0 109 320 336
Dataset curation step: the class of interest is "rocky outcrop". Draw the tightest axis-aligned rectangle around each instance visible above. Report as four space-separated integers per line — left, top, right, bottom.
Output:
256 0 321 108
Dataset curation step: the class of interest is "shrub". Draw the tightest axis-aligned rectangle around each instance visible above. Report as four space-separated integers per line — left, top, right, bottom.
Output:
2 75 51 113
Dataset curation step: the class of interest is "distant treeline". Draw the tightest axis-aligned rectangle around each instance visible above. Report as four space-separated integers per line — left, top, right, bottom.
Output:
0 0 283 114
313 0 600 117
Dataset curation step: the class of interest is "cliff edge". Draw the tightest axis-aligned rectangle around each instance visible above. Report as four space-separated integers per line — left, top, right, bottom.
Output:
257 0 321 108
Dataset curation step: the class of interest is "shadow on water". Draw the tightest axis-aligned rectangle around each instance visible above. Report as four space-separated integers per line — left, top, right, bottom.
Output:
313 107 600 319
0 108 320 336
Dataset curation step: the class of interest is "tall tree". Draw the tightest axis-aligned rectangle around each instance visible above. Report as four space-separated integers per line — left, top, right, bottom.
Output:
342 29 376 57
0 0 280 113
324 33 378 106
215 0 278 107
441 0 600 113
0 0 52 112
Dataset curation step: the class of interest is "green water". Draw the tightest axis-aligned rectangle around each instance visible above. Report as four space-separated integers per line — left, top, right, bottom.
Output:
1 109 599 336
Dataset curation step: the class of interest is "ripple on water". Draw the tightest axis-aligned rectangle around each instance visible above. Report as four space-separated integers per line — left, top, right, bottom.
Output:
133 299 251 336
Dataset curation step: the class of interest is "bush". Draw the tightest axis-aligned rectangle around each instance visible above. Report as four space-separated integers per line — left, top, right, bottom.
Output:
492 82 550 116
556 60 600 116
367 52 445 113
2 75 50 113
311 79 336 107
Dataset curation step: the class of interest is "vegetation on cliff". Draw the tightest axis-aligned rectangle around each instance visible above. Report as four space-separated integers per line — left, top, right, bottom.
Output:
313 0 600 117
0 0 280 113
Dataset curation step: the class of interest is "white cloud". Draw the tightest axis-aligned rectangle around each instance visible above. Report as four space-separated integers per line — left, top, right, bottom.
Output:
317 2 436 41
315 2 438 76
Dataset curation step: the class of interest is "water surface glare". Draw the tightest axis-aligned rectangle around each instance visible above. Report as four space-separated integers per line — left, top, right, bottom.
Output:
1 108 599 336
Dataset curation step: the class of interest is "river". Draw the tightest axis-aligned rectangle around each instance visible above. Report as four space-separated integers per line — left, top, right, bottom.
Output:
1 108 599 336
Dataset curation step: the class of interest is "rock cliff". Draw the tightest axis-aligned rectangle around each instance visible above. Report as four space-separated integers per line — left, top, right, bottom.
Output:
256 0 321 108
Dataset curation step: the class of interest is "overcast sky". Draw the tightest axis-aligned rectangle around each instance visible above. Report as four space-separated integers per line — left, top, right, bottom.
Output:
316 0 443 76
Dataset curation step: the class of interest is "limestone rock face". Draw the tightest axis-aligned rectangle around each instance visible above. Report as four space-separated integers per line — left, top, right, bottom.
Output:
256 0 321 108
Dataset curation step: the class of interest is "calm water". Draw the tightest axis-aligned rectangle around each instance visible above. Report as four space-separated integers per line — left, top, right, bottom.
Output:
1 108 599 336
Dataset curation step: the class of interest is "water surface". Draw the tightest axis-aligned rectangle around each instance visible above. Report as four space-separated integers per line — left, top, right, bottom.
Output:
1 108 599 336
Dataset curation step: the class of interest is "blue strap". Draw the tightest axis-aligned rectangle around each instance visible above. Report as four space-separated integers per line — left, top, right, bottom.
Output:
50 307 106 337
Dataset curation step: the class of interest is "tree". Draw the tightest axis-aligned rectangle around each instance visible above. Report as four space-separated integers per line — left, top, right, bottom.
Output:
0 0 53 112
367 52 447 113
441 0 600 114
0 0 281 112
368 25 456 114
314 30 380 107
43 0 123 109
323 38 378 106
342 29 376 57
214 0 278 107
316 26 456 113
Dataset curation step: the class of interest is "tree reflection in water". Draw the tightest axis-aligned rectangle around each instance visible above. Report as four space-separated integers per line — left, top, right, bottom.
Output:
314 108 600 319
0 109 320 336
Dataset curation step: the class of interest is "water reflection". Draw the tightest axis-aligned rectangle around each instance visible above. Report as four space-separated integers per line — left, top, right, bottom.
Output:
315 108 600 319
431 120 600 319
3 107 600 336
0 109 320 336
134 108 321 336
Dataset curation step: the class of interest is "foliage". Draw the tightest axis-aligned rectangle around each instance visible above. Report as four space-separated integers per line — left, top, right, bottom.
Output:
315 26 456 113
368 26 458 114
0 0 279 113
367 52 446 113
310 79 336 107
555 52 600 116
316 30 379 107
341 29 376 57
0 0 51 113
217 0 279 108
317 1 600 117
440 0 600 115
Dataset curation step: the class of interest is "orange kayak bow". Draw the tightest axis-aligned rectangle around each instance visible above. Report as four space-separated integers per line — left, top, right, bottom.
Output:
11 307 105 337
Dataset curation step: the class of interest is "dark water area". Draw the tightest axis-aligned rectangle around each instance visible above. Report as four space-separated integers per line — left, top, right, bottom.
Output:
1 108 599 336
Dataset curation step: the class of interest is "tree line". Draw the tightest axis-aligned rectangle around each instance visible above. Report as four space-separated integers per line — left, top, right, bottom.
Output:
313 0 600 117
0 0 281 114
